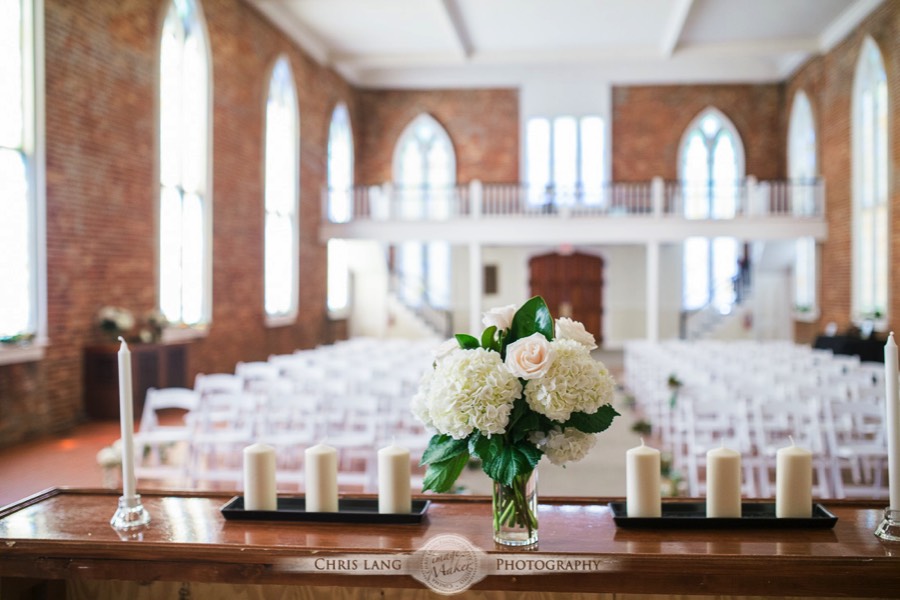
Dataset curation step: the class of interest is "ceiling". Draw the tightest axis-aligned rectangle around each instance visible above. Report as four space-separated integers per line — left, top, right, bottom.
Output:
245 0 884 88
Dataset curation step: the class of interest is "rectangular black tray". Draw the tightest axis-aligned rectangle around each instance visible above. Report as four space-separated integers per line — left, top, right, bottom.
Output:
608 501 837 529
221 496 430 524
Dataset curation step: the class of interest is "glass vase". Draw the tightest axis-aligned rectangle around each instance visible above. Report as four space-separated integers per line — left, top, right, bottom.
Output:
492 470 538 546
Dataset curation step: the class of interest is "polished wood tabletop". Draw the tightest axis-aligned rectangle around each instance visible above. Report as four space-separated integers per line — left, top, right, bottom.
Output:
0 488 898 597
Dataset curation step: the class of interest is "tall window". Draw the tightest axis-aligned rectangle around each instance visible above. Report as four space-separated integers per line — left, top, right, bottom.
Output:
392 114 455 308
263 56 299 322
526 116 605 205
788 91 818 316
327 103 353 314
852 37 889 321
159 0 210 327
679 108 744 312
0 0 43 348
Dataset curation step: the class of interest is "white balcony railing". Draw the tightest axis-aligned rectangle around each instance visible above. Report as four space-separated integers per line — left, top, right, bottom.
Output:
322 177 825 223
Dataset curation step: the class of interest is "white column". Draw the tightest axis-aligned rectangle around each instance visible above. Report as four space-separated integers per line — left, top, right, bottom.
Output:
651 176 664 217
469 179 483 219
646 242 660 342
469 242 483 335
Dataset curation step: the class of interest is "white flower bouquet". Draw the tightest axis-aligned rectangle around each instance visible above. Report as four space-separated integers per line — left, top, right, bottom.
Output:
413 296 618 545
96 306 135 340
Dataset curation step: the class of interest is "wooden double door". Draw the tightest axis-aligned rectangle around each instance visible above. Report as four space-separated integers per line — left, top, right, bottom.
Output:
529 252 604 344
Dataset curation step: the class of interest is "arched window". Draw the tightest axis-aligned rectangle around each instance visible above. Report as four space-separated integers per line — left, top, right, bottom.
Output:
327 102 353 315
263 56 299 323
0 0 45 356
679 108 744 312
159 0 211 327
788 91 818 317
392 114 455 309
852 37 889 322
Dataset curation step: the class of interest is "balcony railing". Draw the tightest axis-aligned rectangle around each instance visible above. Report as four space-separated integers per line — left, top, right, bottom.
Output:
322 177 825 223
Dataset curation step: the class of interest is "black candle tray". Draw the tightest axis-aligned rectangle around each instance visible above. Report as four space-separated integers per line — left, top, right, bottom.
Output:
221 496 429 524
608 501 838 529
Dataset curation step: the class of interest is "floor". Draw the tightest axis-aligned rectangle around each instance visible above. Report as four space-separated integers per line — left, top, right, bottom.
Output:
0 350 634 509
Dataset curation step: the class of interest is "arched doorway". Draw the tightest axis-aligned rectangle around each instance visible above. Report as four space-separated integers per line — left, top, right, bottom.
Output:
529 252 604 343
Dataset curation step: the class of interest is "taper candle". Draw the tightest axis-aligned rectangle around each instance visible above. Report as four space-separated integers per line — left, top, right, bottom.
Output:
706 444 742 518
378 443 412 514
776 437 812 518
243 443 277 511
885 332 900 510
626 439 661 517
305 443 338 512
117 337 137 499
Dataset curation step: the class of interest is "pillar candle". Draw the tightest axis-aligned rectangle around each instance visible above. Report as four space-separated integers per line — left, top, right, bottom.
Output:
378 443 412 514
243 443 277 511
776 438 812 518
626 439 661 517
885 332 900 510
706 445 742 518
305 443 338 512
116 337 137 499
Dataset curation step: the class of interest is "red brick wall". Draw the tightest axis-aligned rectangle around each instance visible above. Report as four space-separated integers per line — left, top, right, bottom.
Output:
612 84 785 181
0 0 354 446
787 1 900 335
355 89 519 185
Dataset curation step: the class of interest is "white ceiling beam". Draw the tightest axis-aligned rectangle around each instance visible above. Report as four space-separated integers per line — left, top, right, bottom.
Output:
819 0 884 52
246 0 331 67
676 38 820 58
659 0 694 57
438 0 474 59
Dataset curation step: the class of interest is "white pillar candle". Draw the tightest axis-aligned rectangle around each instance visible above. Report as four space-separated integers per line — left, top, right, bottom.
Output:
706 445 742 518
378 443 412 514
626 439 661 517
885 332 900 510
776 438 812 518
305 443 338 512
243 443 277 511
116 337 137 499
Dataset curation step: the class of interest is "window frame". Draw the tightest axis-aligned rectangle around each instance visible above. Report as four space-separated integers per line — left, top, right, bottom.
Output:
0 0 47 366
851 36 889 327
525 114 606 206
787 90 819 322
263 55 300 328
156 0 213 341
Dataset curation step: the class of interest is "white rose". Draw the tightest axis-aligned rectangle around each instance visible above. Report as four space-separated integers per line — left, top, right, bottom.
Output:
482 304 517 331
555 317 597 350
432 338 460 363
505 332 554 380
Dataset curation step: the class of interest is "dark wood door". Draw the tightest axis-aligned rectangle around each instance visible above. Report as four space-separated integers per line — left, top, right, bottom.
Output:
529 252 604 343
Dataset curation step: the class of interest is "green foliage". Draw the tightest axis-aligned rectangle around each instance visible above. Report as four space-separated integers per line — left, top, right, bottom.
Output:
505 296 553 349
562 404 620 434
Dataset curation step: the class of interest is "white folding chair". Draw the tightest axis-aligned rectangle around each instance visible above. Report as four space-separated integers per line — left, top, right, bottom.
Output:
134 387 199 486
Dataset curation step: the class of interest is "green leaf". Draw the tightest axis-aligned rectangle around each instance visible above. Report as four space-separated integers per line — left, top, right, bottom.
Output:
562 405 620 434
480 325 497 350
420 434 469 466
482 440 543 487
422 452 470 493
455 334 480 350
509 411 540 443
470 433 500 464
506 296 553 349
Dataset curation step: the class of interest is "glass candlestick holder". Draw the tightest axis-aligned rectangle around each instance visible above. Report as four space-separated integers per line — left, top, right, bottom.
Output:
874 508 900 543
110 494 151 530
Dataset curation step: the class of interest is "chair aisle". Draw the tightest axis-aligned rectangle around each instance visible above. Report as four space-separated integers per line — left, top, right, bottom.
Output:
624 339 889 500
135 337 440 492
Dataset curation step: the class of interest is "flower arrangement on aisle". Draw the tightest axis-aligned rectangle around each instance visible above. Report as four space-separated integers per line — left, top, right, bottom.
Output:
95 306 136 342
412 296 619 545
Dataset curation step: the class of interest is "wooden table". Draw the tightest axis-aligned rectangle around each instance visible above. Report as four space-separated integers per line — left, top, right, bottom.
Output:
1 488 898 599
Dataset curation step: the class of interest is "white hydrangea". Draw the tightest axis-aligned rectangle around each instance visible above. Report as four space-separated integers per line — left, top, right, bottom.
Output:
529 427 597 466
522 339 616 422
412 348 522 440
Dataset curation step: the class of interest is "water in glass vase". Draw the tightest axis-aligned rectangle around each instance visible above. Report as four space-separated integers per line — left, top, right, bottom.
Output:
492 470 538 546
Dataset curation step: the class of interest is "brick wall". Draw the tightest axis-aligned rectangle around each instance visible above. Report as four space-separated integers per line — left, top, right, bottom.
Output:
0 0 354 446
355 89 519 185
787 1 899 335
612 83 785 182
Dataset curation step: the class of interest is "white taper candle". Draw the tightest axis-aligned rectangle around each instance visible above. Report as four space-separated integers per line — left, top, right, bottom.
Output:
885 332 900 510
116 337 137 499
